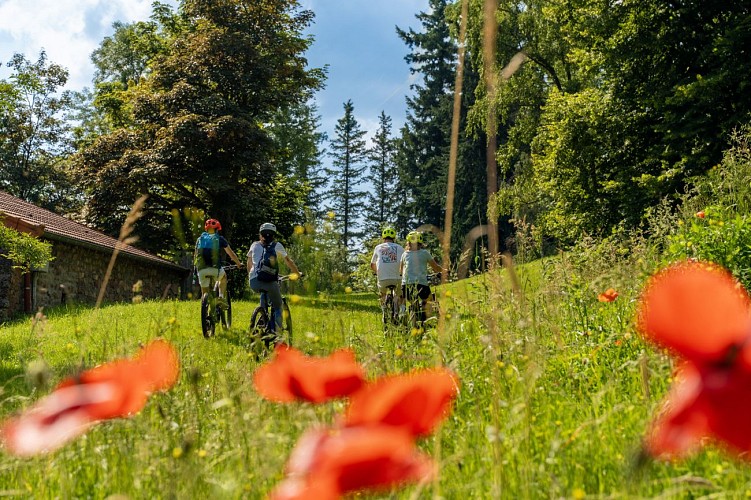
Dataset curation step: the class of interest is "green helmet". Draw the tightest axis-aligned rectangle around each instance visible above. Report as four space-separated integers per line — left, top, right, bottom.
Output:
406 231 423 244
381 227 396 239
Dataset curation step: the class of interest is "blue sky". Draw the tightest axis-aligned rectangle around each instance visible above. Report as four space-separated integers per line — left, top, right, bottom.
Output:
0 0 428 144
300 0 427 140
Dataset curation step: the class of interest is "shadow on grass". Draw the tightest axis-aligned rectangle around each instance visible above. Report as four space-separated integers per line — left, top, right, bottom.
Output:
297 297 382 314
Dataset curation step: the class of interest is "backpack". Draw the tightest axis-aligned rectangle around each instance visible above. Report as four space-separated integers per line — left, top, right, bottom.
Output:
256 242 279 282
194 232 221 270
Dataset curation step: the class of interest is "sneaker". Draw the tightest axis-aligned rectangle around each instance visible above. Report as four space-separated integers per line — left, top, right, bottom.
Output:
216 297 228 310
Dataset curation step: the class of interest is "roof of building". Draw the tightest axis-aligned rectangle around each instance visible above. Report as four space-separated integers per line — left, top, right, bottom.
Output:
0 190 186 271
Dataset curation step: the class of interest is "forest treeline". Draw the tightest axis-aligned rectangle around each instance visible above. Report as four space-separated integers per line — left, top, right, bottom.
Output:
1 0 749 286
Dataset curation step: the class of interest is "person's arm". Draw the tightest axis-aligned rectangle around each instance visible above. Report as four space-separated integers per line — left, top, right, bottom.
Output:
284 255 300 275
429 258 443 274
224 246 243 267
370 262 377 274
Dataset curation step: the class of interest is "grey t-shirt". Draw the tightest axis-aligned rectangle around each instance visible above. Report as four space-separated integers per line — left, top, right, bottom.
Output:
400 249 433 286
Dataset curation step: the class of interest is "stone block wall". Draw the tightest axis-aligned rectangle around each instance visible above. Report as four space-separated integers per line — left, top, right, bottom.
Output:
0 256 23 320
0 240 188 320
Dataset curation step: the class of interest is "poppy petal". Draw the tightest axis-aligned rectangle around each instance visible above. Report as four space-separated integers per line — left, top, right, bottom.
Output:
1 340 179 456
254 346 366 403
345 368 460 437
637 261 751 362
645 363 709 459
1 382 116 456
274 426 435 498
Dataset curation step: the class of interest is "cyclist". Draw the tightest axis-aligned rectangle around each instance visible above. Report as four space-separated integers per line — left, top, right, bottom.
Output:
194 218 244 307
247 223 301 332
370 227 404 322
400 230 443 325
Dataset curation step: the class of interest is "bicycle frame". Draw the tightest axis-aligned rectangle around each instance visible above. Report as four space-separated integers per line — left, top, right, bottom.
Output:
249 275 294 353
199 265 238 338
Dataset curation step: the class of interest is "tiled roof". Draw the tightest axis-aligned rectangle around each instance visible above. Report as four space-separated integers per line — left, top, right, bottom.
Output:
0 190 186 270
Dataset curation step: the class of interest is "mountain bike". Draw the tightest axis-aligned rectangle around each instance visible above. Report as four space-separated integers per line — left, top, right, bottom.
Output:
381 284 400 329
249 275 298 354
403 273 441 331
199 265 239 339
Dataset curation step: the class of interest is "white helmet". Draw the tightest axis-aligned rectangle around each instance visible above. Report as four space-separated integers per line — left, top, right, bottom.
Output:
259 222 277 234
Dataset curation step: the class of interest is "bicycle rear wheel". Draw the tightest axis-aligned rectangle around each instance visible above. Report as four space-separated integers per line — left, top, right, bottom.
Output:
201 293 216 338
279 299 292 346
219 291 232 329
250 306 272 350
383 293 393 326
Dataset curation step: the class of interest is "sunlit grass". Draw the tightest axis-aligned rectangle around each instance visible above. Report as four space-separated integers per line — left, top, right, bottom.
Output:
1 257 749 498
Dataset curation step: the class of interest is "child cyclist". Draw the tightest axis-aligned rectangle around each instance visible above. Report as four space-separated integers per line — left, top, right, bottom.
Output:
247 223 301 333
370 227 405 323
400 230 443 326
193 218 244 307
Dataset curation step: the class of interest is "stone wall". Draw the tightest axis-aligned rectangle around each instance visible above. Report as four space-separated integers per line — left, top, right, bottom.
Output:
0 240 188 320
0 255 23 320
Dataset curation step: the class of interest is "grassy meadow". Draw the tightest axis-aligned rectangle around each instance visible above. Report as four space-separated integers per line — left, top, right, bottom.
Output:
0 251 749 499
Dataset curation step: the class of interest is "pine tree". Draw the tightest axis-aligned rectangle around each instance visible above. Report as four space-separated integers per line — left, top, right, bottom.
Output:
268 101 328 216
364 111 398 239
325 100 368 249
395 0 489 260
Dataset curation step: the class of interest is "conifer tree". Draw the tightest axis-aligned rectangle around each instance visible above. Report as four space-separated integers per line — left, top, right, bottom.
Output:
325 100 368 249
364 111 398 239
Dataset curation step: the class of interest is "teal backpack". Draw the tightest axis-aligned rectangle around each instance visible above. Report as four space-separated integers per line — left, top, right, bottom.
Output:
194 232 221 270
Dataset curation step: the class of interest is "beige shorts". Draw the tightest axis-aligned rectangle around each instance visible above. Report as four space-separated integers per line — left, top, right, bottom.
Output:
197 267 226 288
377 278 403 296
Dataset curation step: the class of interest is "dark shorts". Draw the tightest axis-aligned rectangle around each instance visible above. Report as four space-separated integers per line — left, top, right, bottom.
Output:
403 283 431 302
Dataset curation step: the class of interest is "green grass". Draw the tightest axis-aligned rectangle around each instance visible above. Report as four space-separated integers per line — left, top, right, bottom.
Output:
1 260 749 499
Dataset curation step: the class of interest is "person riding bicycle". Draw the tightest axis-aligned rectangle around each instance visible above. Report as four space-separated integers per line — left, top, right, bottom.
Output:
193 218 244 308
370 227 405 322
247 223 301 332
400 230 443 325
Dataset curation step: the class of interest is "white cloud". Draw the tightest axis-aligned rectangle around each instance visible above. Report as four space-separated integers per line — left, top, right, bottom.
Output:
0 0 174 91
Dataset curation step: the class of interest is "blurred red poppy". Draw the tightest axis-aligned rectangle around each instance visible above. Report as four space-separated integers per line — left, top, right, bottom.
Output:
269 426 435 500
345 368 460 437
636 260 751 364
696 211 706 219
1 339 179 456
598 288 619 302
645 360 751 460
254 346 366 403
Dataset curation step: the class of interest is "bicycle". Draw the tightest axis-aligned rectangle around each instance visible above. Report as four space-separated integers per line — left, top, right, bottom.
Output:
249 274 298 354
403 273 441 331
381 284 401 329
199 265 239 339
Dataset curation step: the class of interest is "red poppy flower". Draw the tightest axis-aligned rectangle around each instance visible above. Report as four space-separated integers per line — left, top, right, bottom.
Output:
636 261 751 364
1 339 179 456
597 288 619 302
269 426 435 500
254 346 366 403
645 360 751 460
344 368 460 437
696 211 706 219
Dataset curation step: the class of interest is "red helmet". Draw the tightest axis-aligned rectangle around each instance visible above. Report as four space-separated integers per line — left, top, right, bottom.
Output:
204 218 222 231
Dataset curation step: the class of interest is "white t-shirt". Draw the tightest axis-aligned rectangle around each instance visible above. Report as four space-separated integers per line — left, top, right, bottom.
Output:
371 242 405 281
247 241 288 280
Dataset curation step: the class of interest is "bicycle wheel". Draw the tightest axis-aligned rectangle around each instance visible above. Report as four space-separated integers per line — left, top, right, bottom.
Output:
219 291 232 329
250 306 272 349
383 293 393 326
279 299 292 346
201 293 216 338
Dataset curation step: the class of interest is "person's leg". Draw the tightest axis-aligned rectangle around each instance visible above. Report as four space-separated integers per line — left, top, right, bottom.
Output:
265 283 284 331
418 285 431 324
198 268 218 296
216 268 228 298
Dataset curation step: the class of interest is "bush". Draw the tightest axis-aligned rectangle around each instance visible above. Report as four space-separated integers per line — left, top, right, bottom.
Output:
287 211 350 294
664 125 751 289
665 207 751 289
